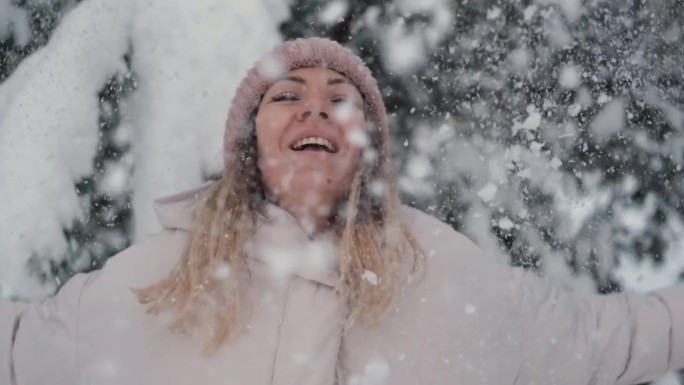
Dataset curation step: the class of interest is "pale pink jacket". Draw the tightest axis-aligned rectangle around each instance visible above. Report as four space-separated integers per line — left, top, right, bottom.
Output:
2 185 684 385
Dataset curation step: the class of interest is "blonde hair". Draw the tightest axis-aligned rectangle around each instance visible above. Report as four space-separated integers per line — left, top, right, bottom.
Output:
134 119 425 354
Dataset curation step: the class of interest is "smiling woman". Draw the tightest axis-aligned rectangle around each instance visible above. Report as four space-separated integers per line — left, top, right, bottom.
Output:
3 37 684 385
256 67 367 233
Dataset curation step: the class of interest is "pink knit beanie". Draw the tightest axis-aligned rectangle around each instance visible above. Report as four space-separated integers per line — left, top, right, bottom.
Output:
223 37 388 167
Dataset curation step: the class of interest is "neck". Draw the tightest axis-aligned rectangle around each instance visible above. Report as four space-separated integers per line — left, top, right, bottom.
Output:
270 196 336 236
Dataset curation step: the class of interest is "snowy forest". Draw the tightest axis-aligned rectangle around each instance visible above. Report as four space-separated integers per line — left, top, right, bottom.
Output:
1 0 683 383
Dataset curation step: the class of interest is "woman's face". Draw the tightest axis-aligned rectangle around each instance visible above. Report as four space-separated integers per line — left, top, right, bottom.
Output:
255 67 367 214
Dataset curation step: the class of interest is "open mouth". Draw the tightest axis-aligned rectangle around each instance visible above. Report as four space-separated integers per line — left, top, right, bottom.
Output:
289 137 337 153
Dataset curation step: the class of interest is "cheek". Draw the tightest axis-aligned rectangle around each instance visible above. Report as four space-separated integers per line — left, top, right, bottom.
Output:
256 106 290 135
339 113 370 148
255 113 286 157
338 118 368 172
334 147 363 184
255 121 281 188
256 137 284 183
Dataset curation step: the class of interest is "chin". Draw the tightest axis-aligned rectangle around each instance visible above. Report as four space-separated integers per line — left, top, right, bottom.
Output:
293 169 337 187
268 167 354 202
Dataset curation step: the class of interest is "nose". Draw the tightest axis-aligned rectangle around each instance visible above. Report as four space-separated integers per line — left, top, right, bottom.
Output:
301 110 329 119
297 99 330 121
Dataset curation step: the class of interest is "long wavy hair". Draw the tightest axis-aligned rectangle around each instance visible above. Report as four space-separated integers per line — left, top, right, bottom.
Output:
133 114 425 354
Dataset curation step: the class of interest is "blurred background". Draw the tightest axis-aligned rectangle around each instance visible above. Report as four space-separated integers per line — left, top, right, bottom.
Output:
1 0 683 381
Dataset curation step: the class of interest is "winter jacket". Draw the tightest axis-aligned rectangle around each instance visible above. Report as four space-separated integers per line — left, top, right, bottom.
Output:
1 184 684 385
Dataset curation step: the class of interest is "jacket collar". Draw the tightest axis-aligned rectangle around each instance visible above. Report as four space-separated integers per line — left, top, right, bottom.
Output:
152 183 211 231
153 183 339 288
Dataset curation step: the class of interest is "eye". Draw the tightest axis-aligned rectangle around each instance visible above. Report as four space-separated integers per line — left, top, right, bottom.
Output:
272 92 299 102
331 95 349 104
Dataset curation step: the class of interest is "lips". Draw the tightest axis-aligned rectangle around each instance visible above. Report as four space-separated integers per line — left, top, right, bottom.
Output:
290 137 337 153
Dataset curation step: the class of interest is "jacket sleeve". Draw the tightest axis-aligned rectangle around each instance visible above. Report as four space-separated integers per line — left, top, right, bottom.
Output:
513 262 684 385
0 299 25 384
404 206 684 385
0 272 94 385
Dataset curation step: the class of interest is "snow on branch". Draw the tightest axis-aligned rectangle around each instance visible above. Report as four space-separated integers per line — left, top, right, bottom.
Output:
0 0 132 298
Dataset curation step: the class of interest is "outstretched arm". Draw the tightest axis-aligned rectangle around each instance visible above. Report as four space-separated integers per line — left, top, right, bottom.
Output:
405 206 684 385
0 299 24 384
512 261 684 385
0 273 93 385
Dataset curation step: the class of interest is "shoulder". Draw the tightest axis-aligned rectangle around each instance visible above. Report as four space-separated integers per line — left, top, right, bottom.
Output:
397 205 529 306
70 229 189 349
344 207 530 379
399 205 488 271
79 229 189 303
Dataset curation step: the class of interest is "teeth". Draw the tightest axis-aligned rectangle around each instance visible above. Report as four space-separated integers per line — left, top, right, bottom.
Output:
292 137 335 152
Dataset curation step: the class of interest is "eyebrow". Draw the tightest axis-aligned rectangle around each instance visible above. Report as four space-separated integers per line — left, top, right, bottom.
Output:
278 76 305 84
327 77 352 86
273 76 352 86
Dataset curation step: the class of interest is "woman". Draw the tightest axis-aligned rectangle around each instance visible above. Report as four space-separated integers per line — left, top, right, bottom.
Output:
2 37 684 385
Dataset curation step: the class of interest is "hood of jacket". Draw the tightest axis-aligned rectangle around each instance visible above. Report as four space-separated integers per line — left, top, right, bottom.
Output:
152 182 339 288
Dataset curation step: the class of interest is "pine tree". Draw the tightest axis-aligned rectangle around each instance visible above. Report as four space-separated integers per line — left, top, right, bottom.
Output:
43 62 136 286
280 0 684 295
1 0 136 290
1 0 78 82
